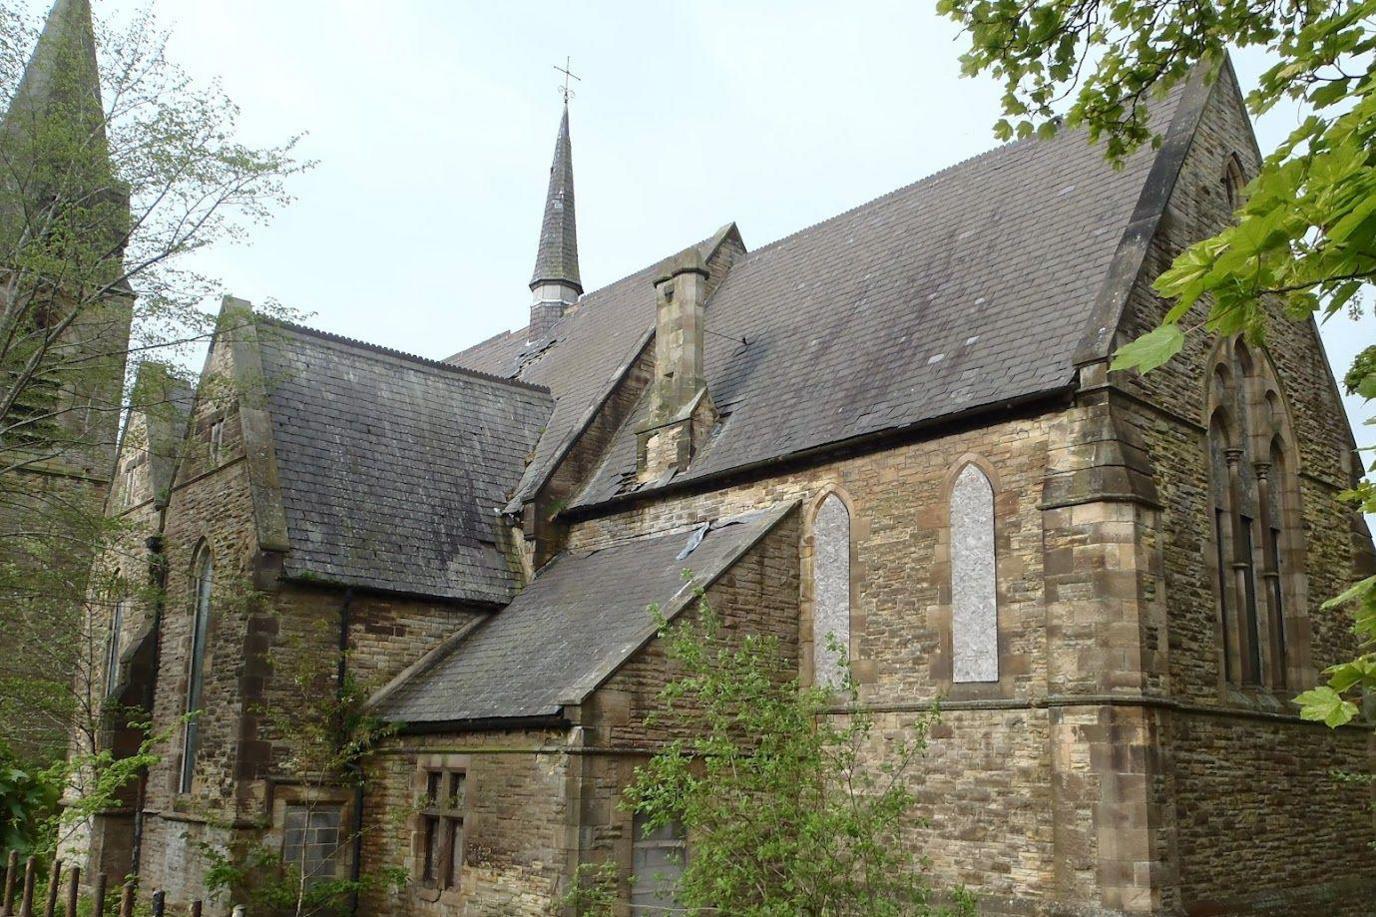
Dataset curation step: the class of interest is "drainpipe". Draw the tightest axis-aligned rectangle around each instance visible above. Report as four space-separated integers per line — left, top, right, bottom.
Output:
334 589 365 916
128 532 167 879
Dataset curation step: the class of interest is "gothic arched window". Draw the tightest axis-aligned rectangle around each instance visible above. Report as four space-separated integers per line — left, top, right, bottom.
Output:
1223 154 1246 210
104 598 125 697
951 463 998 683
1206 339 1301 689
811 493 851 688
180 544 214 793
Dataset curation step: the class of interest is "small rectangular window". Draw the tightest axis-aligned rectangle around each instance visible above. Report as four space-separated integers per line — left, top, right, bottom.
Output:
282 804 341 886
418 768 465 891
122 467 136 508
631 813 686 914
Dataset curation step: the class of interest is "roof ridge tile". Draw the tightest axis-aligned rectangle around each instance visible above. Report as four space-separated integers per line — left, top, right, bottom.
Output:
259 316 551 394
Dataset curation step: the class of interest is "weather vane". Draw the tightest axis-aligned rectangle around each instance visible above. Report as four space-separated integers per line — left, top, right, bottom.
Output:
554 56 581 104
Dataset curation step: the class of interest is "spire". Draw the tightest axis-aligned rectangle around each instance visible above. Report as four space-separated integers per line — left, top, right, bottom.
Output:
3 0 105 147
529 103 582 297
0 0 120 254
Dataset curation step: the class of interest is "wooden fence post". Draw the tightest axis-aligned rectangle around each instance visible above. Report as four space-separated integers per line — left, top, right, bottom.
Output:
150 889 164 917
2 851 16 916
117 880 134 917
91 873 107 917
18 856 34 917
41 859 58 917
63 867 77 917
2 850 17 916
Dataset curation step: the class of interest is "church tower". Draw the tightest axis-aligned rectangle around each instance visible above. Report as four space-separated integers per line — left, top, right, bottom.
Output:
0 0 132 761
0 0 130 480
527 104 581 341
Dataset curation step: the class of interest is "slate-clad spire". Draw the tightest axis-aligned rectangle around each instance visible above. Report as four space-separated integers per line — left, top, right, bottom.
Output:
527 105 581 340
3 0 106 151
0 0 120 254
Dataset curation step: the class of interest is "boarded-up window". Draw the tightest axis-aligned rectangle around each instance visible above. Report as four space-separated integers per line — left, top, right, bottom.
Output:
812 494 851 687
631 812 686 914
951 464 998 683
282 804 341 886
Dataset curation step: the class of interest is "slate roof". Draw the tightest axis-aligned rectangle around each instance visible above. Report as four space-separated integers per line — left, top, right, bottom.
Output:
374 503 795 724
448 227 737 508
530 105 581 292
456 84 1189 511
254 320 553 603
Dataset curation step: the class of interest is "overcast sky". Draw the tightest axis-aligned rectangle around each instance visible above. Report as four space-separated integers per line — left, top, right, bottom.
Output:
30 1 1373 443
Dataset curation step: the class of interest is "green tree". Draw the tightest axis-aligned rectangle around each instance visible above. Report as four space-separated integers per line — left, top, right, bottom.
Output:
0 740 57 854
615 591 973 916
936 0 1375 726
0 0 306 762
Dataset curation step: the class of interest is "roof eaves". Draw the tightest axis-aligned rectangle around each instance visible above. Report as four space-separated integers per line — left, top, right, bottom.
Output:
566 385 1075 517
396 713 569 735
279 568 511 608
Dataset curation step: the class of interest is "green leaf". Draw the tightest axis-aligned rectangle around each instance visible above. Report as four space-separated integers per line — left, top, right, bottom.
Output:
1324 657 1376 693
1110 324 1184 374
1293 686 1358 729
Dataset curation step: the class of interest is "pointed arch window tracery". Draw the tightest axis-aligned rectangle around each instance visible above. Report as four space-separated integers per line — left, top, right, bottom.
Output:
1207 339 1301 689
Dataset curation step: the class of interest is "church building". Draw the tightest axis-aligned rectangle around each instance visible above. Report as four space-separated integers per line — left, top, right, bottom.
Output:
44 0 1376 912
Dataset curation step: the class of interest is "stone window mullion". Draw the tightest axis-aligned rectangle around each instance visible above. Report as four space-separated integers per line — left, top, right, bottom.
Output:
1224 448 1262 685
417 766 466 894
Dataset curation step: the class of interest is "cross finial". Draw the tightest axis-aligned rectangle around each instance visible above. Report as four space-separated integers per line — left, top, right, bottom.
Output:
554 56 581 104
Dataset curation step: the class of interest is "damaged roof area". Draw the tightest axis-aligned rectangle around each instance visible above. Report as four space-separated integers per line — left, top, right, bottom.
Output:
372 502 796 726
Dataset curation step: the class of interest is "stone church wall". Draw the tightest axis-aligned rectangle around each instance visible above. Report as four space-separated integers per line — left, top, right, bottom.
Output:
1109 62 1376 911
564 407 1069 906
129 338 495 909
355 511 800 915
358 728 572 916
137 346 266 899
